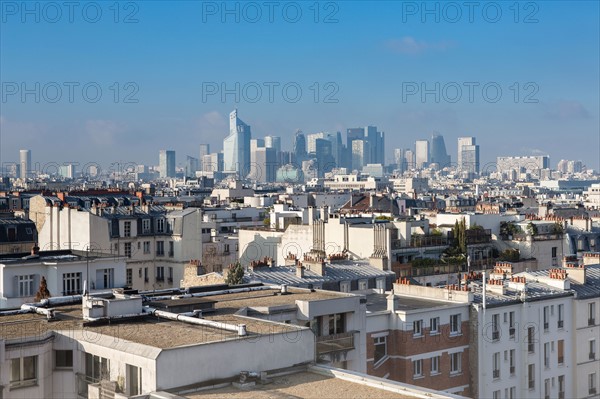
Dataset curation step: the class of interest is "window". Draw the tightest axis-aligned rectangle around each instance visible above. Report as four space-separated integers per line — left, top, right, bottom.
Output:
492 390 501 399
509 349 515 375
17 274 35 297
168 241 174 257
55 350 73 369
85 353 110 382
544 342 550 368
358 279 368 290
156 241 164 256
156 218 164 233
430 355 440 374
558 375 565 399
509 311 515 338
340 281 350 293
124 242 132 258
528 364 535 389
509 386 516 399
590 339 596 360
328 313 345 335
143 241 150 254
144 267 148 283
551 246 557 258
590 373 597 395
10 356 37 388
413 320 423 336
126 269 133 286
373 335 387 365
430 317 439 334
557 339 564 364
543 306 549 331
97 269 114 289
142 219 150 233
527 326 535 353
589 302 596 326
492 313 500 341
493 352 500 379
557 304 564 328
450 314 461 335
413 359 423 378
196 265 203 276
124 221 131 237
127 364 142 396
168 267 173 283
450 352 462 374
544 378 550 399
62 272 81 295
156 266 165 282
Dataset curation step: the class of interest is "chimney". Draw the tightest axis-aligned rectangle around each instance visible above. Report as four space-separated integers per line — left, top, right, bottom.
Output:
31 243 40 256
369 193 375 208
308 206 315 225
296 264 305 278
583 252 600 266
387 290 396 312
56 192 66 203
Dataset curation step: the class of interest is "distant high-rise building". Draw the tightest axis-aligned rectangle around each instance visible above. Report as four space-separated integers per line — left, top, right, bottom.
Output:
347 127 384 166
19 149 31 179
223 109 251 177
59 164 76 179
264 136 281 153
458 137 480 174
351 140 370 171
199 144 210 159
159 150 176 178
202 153 223 173
404 150 415 170
185 156 200 178
415 140 430 169
293 130 307 164
430 133 451 168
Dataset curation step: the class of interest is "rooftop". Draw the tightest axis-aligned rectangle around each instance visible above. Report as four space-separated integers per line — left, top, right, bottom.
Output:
366 293 459 313
186 366 461 399
0 287 347 348
0 249 120 264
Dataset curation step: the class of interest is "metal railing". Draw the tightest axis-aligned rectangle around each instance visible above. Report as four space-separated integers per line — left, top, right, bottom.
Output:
316 331 355 355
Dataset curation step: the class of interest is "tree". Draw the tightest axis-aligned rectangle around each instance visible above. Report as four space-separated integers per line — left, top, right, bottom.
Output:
225 262 244 285
526 222 538 236
34 276 51 301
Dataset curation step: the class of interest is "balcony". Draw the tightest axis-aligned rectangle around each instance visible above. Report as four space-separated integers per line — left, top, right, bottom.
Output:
492 331 500 341
168 277 173 284
493 370 500 379
558 392 565 399
76 373 98 397
392 235 449 249
156 276 164 282
316 331 355 355
168 251 174 257
557 320 564 329
590 352 596 361
589 318 596 326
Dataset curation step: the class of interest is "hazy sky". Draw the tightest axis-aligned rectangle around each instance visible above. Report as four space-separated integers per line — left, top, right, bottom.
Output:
1 1 599 171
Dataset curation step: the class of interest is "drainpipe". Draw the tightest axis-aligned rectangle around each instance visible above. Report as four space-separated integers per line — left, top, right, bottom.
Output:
143 306 247 336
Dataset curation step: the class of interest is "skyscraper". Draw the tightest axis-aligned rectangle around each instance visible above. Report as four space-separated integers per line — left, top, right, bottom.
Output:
185 156 200 178
293 130 307 165
351 140 370 171
415 140 430 169
223 109 251 177
457 137 480 174
430 133 451 168
19 149 31 179
159 150 176 178
347 127 384 166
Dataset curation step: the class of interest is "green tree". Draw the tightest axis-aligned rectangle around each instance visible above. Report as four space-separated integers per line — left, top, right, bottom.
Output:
225 262 245 285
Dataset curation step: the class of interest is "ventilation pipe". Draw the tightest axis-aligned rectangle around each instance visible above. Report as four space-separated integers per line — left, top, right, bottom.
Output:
144 306 247 336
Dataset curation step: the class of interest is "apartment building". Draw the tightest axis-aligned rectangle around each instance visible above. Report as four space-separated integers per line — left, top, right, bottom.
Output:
366 282 472 397
28 194 202 291
0 214 37 254
0 248 126 309
0 284 375 398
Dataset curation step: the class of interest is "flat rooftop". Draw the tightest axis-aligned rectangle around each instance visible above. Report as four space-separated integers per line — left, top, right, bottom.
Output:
0 288 349 348
366 293 458 313
0 249 120 264
187 370 417 399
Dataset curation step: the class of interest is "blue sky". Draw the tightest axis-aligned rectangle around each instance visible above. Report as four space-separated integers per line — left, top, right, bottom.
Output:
1 1 599 171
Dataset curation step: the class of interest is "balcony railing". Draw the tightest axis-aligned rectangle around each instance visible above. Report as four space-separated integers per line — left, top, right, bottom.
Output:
493 370 500 379
557 320 564 329
590 388 597 395
589 318 596 326
392 235 449 249
76 373 98 397
529 380 535 389
590 352 596 360
510 366 515 375
316 331 355 355
492 331 500 341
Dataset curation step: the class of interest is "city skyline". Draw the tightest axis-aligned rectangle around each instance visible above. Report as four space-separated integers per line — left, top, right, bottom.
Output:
1 2 598 170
